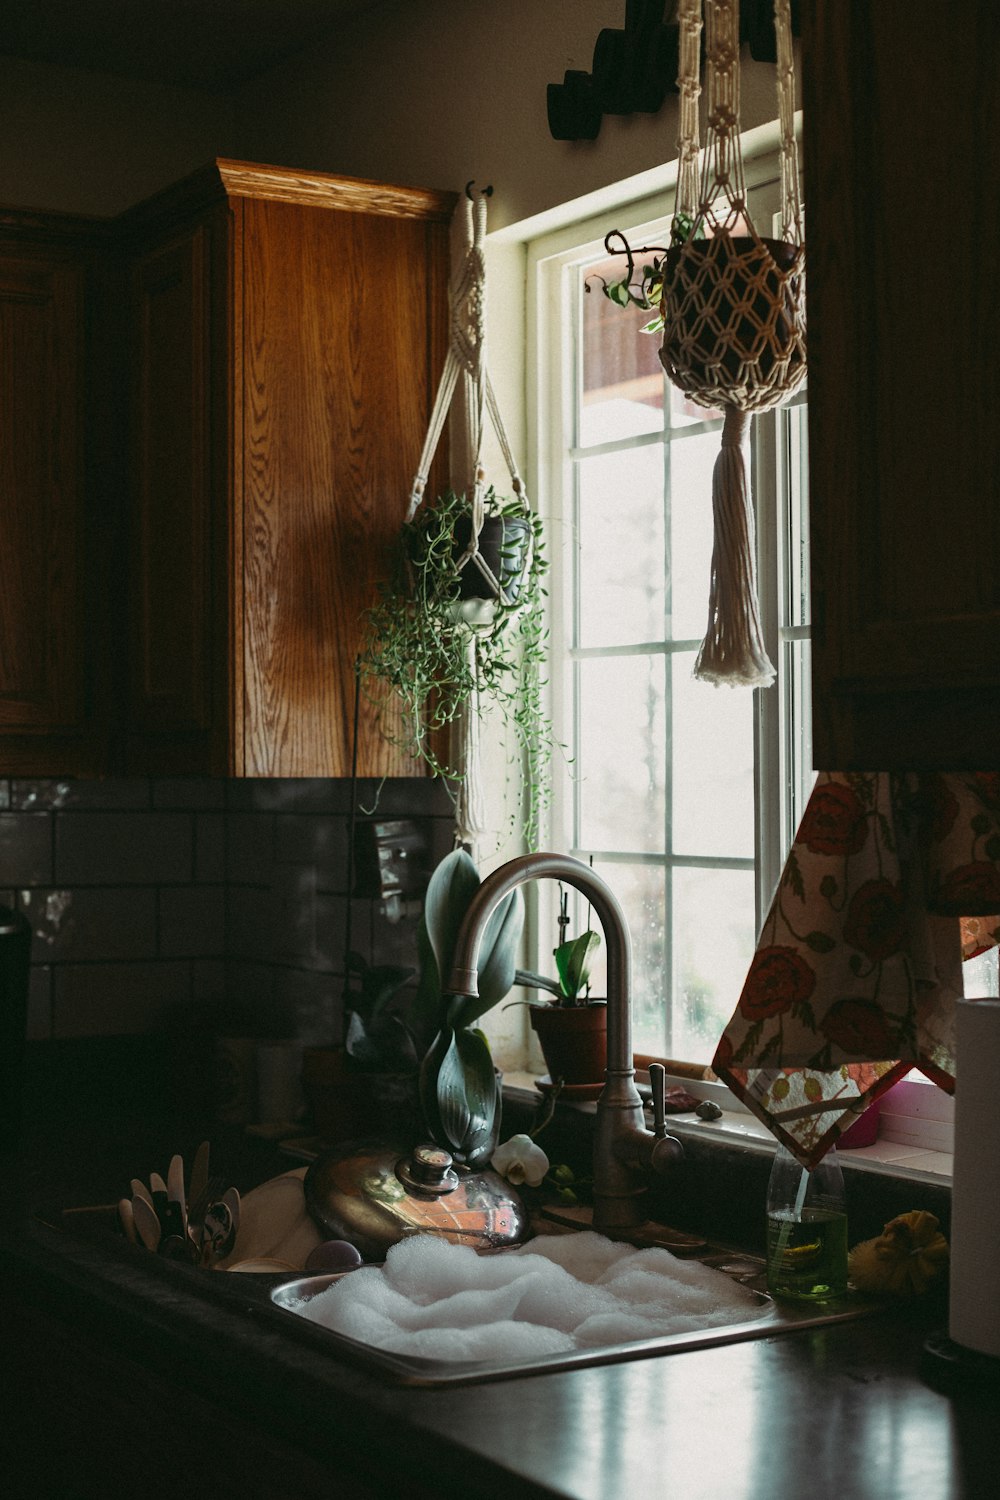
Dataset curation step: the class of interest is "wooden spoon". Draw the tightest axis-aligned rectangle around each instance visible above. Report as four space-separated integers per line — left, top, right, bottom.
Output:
132 1193 162 1252
130 1178 154 1208
118 1197 138 1246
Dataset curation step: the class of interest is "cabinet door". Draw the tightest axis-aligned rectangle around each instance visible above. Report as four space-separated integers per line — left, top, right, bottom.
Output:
804 2 1000 768
0 243 108 773
236 196 449 777
124 213 230 773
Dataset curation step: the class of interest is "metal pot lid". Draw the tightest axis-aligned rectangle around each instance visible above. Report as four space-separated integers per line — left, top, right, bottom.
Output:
304 1139 529 1262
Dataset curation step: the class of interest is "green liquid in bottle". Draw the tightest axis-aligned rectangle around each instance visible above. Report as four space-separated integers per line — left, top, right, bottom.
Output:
766 1207 849 1302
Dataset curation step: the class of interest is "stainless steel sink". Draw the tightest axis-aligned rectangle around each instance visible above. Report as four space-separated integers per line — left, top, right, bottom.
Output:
268 1242 882 1387
35 1195 882 1389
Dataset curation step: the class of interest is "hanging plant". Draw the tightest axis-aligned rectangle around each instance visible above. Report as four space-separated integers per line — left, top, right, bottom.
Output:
590 210 705 335
594 0 806 690
359 185 556 851
359 485 554 849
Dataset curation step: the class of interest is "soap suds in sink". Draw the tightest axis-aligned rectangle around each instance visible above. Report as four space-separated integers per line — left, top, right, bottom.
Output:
288 1231 766 1364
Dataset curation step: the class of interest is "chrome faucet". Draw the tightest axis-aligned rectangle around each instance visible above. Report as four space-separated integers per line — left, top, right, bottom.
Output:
448 852 683 1234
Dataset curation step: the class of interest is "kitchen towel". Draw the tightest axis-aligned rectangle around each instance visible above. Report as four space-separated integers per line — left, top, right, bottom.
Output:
713 772 1000 1166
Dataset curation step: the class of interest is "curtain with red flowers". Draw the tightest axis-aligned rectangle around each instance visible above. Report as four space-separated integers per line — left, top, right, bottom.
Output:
712 772 1000 1166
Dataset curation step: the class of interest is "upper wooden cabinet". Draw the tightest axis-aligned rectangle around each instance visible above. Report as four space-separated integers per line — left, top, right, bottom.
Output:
803 3 1000 769
0 161 453 779
0 212 116 775
120 160 454 776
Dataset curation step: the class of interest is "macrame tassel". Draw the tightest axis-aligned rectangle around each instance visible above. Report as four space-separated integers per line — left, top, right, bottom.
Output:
694 405 776 689
452 639 489 851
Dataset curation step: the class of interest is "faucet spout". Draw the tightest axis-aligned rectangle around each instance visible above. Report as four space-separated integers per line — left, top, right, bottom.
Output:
448 852 682 1234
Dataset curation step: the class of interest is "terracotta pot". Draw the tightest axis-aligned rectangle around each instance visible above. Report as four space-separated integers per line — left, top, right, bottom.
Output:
529 1002 608 1086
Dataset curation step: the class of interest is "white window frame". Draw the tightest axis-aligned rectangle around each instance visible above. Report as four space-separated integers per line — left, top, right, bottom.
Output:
525 157 813 1065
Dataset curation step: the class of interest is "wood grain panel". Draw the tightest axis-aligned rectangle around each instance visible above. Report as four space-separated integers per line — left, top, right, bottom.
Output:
216 158 454 222
128 227 212 735
0 251 84 734
237 196 450 776
804 2 1000 767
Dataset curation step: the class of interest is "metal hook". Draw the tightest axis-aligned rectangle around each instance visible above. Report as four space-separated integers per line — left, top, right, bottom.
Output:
465 180 494 200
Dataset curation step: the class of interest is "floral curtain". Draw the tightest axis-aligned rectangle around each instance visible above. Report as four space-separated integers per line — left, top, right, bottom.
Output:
713 772 1000 1166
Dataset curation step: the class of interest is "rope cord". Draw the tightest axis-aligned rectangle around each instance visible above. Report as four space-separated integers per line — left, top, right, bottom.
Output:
698 0 748 228
405 193 529 541
663 1 804 688
400 187 535 849
774 0 802 243
674 1 801 246
674 0 704 226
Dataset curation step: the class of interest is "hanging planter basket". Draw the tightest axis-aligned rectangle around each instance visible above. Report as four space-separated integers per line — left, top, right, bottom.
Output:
358 187 554 851
410 504 534 607
597 0 806 689
452 511 534 604
661 233 805 411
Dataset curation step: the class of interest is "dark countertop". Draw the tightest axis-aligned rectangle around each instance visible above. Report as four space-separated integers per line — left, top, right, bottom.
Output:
0 1111 993 1500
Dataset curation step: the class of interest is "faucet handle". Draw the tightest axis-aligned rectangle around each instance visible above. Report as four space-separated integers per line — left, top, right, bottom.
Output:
649 1062 668 1140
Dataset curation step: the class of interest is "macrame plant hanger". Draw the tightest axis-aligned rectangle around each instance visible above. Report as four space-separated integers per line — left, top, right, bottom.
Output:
664 0 805 687
406 185 532 852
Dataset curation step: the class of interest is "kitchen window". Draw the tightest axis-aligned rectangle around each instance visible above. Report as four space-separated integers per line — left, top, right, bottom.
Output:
526 165 813 1068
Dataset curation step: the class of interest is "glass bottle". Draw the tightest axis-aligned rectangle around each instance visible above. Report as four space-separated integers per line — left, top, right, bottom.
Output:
765 1143 848 1302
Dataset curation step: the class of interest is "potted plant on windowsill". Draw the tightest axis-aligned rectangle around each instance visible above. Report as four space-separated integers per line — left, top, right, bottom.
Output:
516 927 608 1092
358 485 553 849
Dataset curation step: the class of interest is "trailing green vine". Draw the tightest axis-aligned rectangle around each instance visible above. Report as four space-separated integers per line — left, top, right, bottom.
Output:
358 487 554 848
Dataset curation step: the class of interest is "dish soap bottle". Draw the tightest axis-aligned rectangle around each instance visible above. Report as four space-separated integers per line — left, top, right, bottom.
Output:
765 1143 848 1302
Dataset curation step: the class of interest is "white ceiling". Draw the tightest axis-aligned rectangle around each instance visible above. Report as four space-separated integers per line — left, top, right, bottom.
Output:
0 0 386 90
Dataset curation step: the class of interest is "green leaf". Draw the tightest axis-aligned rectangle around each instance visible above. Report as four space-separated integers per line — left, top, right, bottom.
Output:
449 885 525 1027
422 848 481 1003
553 930 601 999
426 1026 499 1163
512 967 563 998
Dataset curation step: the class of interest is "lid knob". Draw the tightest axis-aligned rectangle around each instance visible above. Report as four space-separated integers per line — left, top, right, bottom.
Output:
396 1144 460 1197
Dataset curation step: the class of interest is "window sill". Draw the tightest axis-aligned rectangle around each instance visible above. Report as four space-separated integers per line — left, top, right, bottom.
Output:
503 1071 953 1185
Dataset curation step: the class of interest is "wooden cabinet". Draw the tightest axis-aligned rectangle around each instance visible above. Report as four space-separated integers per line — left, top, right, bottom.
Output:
803 3 1000 769
120 160 454 776
0 212 116 775
0 161 454 779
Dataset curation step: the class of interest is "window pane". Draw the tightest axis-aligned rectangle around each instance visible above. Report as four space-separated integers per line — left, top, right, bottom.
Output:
578 448 664 649
580 256 665 447
671 653 755 857
670 383 723 427
578 656 665 852
672 866 756 1063
668 430 722 642
593 861 668 1056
